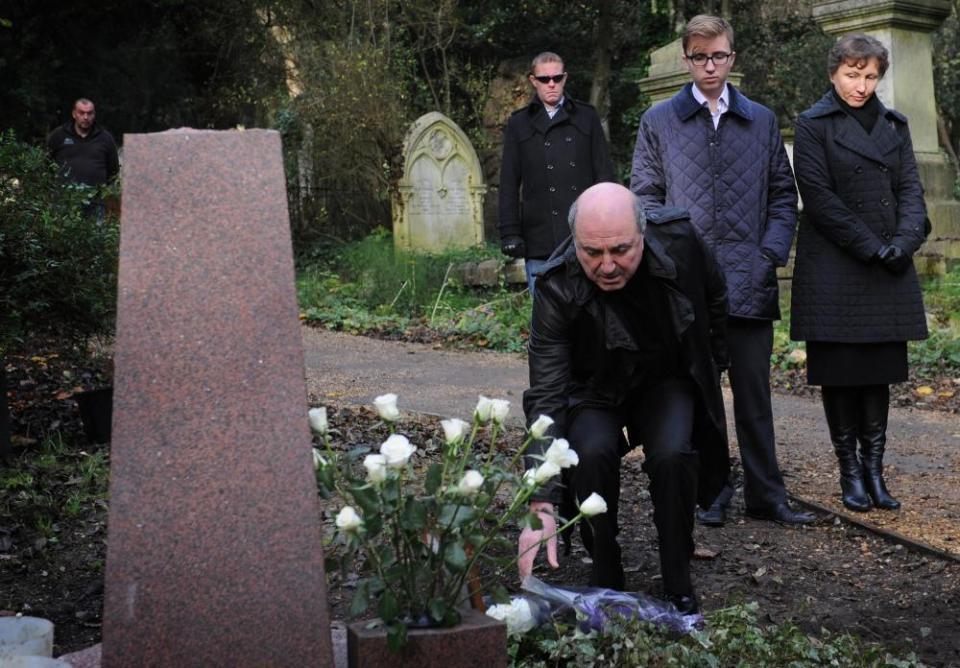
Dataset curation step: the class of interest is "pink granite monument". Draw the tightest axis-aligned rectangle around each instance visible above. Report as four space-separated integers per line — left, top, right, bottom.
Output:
102 129 333 666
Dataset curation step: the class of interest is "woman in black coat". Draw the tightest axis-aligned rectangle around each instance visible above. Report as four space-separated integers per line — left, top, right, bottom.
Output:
791 33 928 512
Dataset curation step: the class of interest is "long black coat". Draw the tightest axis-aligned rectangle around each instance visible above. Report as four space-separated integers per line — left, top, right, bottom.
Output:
523 208 730 509
791 92 928 343
498 97 614 259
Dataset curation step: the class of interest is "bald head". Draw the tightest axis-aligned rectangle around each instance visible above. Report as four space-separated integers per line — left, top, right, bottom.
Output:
571 183 646 291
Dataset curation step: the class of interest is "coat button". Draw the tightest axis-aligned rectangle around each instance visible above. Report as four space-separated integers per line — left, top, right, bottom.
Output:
569 161 576 167
882 231 892 240
880 166 888 173
881 198 889 206
571 185 578 191
855 165 863 173
552 210 559 216
544 140 551 147
565 136 572 142
549 186 556 192
547 164 554 170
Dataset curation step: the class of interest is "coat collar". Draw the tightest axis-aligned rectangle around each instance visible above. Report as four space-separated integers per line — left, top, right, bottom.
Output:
806 90 905 163
671 82 753 122
525 95 589 136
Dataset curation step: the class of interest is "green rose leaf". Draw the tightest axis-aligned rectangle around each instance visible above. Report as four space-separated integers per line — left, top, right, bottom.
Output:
350 485 379 514
386 622 407 654
425 463 443 495
444 542 468 572
349 580 369 616
522 511 543 531
401 498 427 530
438 504 476 529
428 597 447 623
379 589 400 622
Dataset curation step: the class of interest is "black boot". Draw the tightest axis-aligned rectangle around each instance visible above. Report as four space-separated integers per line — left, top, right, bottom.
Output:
822 387 871 512
859 385 900 510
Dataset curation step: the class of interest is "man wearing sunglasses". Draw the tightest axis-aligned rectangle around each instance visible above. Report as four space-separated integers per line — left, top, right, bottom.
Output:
631 15 813 527
499 51 614 297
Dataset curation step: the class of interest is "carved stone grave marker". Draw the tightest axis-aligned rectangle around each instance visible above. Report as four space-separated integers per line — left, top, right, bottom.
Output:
394 112 486 252
103 129 333 666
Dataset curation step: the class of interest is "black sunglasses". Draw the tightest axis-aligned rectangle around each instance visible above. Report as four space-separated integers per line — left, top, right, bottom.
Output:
532 73 566 84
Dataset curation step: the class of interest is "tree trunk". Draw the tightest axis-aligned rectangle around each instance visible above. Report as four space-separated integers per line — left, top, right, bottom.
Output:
0 359 10 461
589 0 613 141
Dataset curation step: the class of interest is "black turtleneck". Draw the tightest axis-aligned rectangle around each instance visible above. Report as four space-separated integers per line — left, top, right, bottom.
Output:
831 88 880 134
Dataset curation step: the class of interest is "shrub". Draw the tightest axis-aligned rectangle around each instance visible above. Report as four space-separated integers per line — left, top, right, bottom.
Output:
0 130 119 356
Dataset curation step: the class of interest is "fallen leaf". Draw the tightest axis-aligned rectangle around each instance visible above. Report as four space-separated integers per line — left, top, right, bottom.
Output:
693 547 719 560
915 386 935 396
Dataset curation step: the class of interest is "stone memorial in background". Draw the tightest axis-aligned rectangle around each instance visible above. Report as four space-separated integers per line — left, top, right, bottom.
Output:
813 0 960 272
103 129 334 666
394 112 486 252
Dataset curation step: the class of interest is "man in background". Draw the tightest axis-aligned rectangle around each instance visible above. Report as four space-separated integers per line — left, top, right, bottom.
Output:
47 98 119 188
499 52 614 296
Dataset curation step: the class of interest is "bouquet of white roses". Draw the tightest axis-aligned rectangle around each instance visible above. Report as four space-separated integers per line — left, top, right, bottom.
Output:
309 394 605 650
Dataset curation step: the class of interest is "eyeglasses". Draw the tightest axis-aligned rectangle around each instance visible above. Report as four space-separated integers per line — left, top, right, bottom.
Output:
531 73 566 84
685 52 732 67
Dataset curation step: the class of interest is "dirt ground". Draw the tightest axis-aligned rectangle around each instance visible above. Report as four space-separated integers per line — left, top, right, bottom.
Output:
2 337 960 665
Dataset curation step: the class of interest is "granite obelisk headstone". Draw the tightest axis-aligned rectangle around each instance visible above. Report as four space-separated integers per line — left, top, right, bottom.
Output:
103 129 333 666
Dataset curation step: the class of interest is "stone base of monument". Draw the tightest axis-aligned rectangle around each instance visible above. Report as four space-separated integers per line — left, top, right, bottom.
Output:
57 624 351 668
347 609 507 668
453 259 527 287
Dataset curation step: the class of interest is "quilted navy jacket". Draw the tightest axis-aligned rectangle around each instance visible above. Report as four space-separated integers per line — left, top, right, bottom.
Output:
630 83 797 320
790 92 928 343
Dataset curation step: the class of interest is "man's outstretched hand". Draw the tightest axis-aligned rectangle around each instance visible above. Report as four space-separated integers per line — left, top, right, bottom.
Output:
518 501 559 581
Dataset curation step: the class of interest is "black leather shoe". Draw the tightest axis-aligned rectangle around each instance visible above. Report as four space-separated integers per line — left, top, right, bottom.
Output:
665 592 700 616
696 502 726 527
745 502 815 525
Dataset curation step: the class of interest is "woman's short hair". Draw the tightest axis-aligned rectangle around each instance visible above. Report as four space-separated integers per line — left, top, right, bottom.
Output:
682 15 734 52
828 33 889 77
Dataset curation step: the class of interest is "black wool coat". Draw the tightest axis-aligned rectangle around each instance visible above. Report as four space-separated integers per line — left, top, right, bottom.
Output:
791 92 928 343
498 97 615 259
523 208 730 509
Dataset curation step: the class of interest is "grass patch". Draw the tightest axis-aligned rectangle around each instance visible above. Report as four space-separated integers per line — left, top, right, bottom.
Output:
297 229 531 353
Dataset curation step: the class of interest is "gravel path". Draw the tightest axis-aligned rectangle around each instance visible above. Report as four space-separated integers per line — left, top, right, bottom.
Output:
301 326 960 558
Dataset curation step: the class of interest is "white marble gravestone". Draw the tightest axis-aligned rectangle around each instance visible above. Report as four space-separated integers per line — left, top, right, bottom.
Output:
394 112 486 252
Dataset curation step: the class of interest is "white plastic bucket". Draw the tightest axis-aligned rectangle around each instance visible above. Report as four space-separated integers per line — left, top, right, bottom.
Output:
0 617 54 658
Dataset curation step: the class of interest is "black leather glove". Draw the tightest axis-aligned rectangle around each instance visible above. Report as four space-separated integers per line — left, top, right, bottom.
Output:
877 244 911 275
500 235 525 258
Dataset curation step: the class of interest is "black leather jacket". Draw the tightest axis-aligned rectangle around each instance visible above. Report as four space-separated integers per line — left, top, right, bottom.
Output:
522 208 730 507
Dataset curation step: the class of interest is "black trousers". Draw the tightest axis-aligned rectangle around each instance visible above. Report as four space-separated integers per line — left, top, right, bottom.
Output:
566 376 698 596
726 318 786 509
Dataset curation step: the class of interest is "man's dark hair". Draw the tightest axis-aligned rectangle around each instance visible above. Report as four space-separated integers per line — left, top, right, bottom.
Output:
828 33 889 77
568 195 647 236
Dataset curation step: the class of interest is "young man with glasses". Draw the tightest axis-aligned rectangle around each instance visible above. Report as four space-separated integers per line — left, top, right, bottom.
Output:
499 51 614 296
630 15 813 527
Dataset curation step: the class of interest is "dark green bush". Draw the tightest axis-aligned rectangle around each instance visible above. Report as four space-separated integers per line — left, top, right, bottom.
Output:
0 130 119 355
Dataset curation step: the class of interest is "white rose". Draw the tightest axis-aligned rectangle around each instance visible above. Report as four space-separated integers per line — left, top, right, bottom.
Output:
578 492 608 517
363 454 388 483
312 448 327 470
522 468 538 487
486 598 536 636
490 399 511 424
380 434 416 468
308 407 328 435
456 470 484 496
335 506 363 532
533 461 561 484
441 418 470 445
528 415 554 440
543 438 579 469
373 393 400 422
474 395 494 423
